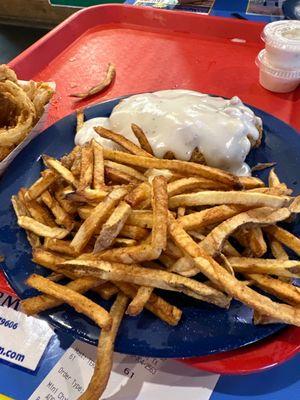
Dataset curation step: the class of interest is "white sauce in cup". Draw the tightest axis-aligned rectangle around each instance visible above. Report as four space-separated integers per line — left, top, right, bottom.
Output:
75 90 262 176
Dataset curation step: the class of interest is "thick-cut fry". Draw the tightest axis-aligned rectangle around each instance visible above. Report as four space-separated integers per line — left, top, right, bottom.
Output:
104 160 146 182
125 182 151 207
167 177 228 196
246 273 300 306
92 140 105 189
119 224 149 240
22 277 103 315
289 196 300 213
228 257 300 278
60 260 231 308
269 168 281 187
105 166 140 184
246 227 267 257
103 148 241 188
43 155 78 188
131 123 154 155
93 282 119 300
114 238 137 247
61 145 81 169
54 187 78 215
127 210 153 228
126 286 153 316
17 216 69 239
70 62 116 100
169 191 290 209
239 176 265 189
200 207 290 257
44 238 76 256
94 201 131 252
22 194 56 227
71 187 128 253
253 311 280 325
79 292 127 400
12 195 41 247
32 248 68 268
95 126 153 158
168 215 300 326
178 205 246 231
264 225 300 257
89 177 168 263
115 282 182 326
76 109 84 132
24 170 57 201
41 190 74 230
269 236 289 260
26 274 112 329
65 188 108 203
79 144 94 190
177 207 185 218
151 176 168 251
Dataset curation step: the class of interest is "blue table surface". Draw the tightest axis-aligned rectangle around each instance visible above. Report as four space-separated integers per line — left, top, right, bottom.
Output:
125 0 285 22
0 328 299 399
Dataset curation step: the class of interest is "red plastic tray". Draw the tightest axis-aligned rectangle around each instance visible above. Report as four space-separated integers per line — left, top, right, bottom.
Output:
7 4 300 374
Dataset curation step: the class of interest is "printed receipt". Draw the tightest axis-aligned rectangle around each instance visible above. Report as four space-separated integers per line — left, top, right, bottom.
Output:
29 340 220 400
0 306 53 371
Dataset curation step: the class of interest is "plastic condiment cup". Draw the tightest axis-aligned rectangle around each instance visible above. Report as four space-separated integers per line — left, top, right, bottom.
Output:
262 21 300 69
256 49 300 93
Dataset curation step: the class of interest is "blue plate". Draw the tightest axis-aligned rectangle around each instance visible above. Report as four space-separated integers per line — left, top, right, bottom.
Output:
282 0 300 19
0 96 299 358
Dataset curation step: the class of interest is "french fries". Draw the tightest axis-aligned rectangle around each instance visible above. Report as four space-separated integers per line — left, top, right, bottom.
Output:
60 259 231 308
94 201 131 252
71 187 128 253
79 292 127 400
131 123 154 155
22 276 104 315
169 191 290 209
12 119 300 399
26 274 112 329
96 126 153 158
200 207 290 257
70 62 115 100
228 257 300 278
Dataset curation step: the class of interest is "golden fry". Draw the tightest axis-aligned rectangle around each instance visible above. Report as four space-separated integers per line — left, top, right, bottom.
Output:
95 126 153 157
24 170 57 201
131 123 154 155
169 191 290 209
94 201 131 252
61 259 231 308
79 292 127 400
103 148 240 188
79 144 94 191
92 140 105 189
264 225 300 257
71 187 128 253
200 207 290 257
22 277 103 315
70 62 115 100
27 274 112 330
126 286 154 316
228 257 300 278
17 216 69 239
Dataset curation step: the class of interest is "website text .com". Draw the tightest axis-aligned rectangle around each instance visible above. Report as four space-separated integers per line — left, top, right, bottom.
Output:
0 346 25 363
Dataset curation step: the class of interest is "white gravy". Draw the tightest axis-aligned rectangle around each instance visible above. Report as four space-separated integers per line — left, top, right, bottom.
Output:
74 90 262 176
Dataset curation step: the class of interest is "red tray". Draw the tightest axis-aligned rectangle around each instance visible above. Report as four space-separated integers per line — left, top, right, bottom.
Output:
7 4 300 374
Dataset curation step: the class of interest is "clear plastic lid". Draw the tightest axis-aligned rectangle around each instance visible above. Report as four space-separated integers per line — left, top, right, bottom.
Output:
262 21 300 51
256 50 300 79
